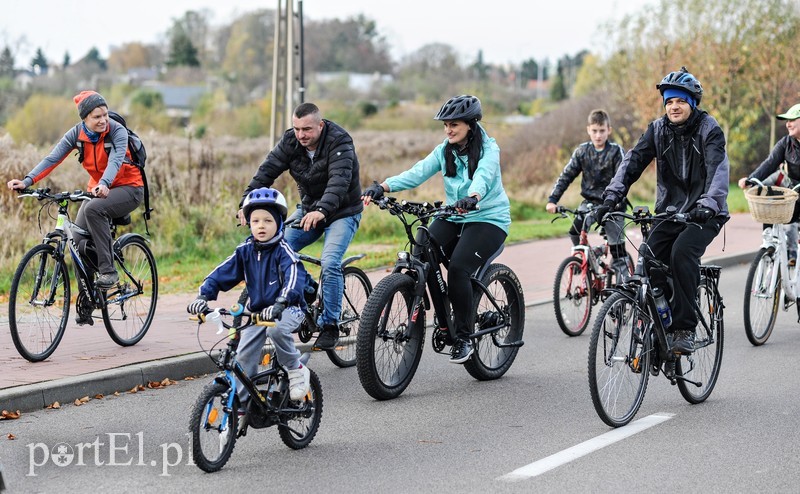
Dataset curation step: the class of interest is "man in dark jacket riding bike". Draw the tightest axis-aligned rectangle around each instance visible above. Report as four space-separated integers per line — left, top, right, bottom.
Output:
594 67 730 355
239 102 363 350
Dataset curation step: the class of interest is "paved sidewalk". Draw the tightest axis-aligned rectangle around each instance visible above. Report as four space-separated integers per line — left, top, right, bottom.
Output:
0 213 760 412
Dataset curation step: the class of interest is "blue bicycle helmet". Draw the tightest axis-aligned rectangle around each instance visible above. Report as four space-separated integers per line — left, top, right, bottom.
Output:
656 66 703 104
434 95 482 121
242 187 288 222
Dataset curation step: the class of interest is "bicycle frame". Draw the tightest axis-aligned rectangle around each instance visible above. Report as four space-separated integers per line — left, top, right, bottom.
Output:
758 225 798 300
380 198 518 349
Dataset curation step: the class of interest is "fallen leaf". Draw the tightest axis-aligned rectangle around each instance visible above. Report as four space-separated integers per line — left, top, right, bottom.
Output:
161 378 177 386
184 376 195 381
1 410 21 420
147 381 161 389
74 399 82 406
79 396 90 403
7 433 16 440
79 357 91 360
46 402 61 409
94 394 104 400
129 386 139 394
137 385 145 391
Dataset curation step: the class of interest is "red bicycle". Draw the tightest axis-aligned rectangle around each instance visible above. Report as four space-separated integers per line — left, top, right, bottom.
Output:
551 204 626 336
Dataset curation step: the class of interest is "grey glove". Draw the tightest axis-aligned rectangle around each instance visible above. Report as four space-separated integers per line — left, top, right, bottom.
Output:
187 296 208 315
260 297 287 321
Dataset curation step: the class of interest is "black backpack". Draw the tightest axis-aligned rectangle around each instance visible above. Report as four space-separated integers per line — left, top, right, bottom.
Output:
75 111 153 222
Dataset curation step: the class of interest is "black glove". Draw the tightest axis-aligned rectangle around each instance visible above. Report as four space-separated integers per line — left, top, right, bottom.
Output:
688 207 714 224
187 295 208 315
260 296 287 321
593 199 616 226
453 196 479 211
363 181 385 201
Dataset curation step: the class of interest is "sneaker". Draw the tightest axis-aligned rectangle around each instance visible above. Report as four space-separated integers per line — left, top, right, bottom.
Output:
313 324 339 350
449 339 474 364
288 365 311 401
96 271 119 289
75 313 94 326
671 330 695 355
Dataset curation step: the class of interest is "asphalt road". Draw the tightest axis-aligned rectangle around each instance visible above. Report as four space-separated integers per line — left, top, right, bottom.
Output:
2 262 800 492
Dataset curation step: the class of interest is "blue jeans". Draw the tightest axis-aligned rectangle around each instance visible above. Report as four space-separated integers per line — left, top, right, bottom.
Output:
284 211 361 326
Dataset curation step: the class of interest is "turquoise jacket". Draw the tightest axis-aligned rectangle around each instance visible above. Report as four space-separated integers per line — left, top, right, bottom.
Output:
384 125 511 233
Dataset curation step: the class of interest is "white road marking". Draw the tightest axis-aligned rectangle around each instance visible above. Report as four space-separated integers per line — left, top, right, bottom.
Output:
497 412 674 482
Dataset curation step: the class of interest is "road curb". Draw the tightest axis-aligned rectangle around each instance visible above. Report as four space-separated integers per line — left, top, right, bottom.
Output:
1 251 755 414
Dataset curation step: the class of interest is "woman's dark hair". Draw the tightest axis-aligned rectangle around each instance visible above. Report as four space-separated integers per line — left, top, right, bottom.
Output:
444 120 484 179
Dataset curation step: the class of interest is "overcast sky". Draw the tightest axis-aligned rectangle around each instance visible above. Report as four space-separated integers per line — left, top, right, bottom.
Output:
1 0 651 67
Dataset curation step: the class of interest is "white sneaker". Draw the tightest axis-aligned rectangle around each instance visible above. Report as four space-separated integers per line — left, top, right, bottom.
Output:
288 365 311 401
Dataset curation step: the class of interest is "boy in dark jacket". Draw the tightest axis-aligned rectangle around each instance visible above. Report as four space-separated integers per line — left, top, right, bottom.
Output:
189 188 311 403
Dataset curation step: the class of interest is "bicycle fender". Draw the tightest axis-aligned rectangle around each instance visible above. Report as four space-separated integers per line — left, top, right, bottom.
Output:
341 253 366 267
115 232 150 246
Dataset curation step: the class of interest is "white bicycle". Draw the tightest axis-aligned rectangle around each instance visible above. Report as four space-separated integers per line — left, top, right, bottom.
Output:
742 178 800 345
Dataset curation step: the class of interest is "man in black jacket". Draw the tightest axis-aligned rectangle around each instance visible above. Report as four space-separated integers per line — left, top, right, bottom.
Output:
595 67 730 356
239 102 363 349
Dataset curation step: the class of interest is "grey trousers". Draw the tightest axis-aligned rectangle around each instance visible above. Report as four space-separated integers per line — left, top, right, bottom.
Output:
235 306 304 403
75 186 143 274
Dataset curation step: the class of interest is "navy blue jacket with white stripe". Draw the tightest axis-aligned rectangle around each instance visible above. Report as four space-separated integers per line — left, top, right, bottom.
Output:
198 231 307 312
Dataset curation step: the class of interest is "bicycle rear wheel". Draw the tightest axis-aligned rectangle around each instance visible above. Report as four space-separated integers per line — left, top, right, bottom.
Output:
678 275 724 403
102 236 158 346
9 244 70 362
553 256 593 336
279 368 323 449
327 266 372 368
356 273 425 400
464 264 525 380
189 381 239 473
743 248 780 346
588 291 651 427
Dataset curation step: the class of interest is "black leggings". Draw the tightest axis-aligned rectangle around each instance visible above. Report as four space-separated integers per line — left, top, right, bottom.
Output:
425 220 507 340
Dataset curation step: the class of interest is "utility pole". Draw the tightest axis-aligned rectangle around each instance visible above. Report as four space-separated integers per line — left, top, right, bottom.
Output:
270 0 303 149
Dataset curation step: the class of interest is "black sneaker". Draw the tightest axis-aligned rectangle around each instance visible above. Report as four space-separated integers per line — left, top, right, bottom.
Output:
449 339 474 364
671 330 695 355
75 313 94 326
96 271 119 289
313 324 339 350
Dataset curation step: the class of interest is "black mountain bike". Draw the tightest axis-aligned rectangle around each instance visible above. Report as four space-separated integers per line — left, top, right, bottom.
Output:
9 188 157 361
588 206 725 427
356 197 525 400
189 305 322 473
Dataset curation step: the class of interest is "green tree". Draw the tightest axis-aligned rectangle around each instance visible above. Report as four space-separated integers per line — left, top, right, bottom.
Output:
84 47 107 70
0 46 14 78
304 15 392 73
30 48 48 74
166 27 200 67
62 52 70 68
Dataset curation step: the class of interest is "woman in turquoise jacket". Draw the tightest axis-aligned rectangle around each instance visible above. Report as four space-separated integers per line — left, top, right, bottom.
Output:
362 95 511 364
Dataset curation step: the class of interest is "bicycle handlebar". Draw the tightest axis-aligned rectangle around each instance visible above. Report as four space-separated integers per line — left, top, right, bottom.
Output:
745 177 800 192
371 196 472 219
190 304 276 335
606 205 690 225
16 187 93 202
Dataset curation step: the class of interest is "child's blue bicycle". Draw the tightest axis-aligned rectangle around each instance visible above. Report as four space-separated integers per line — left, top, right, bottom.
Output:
189 305 322 473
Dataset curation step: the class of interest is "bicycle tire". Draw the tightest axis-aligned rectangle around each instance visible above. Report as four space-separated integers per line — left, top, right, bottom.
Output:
278 368 324 449
327 266 372 368
588 291 651 427
189 381 239 472
743 248 780 346
678 276 724 403
553 256 593 336
356 273 425 400
102 236 158 346
9 244 70 362
464 263 525 380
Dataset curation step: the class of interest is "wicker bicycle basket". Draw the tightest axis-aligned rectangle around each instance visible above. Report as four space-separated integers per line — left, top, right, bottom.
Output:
745 186 799 224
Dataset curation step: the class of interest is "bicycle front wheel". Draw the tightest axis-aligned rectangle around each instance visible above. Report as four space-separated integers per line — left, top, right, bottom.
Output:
678 275 724 403
279 368 324 449
356 273 425 400
327 266 372 368
9 244 70 362
189 381 239 473
553 256 593 336
102 236 158 346
743 248 780 346
464 263 525 380
588 291 650 427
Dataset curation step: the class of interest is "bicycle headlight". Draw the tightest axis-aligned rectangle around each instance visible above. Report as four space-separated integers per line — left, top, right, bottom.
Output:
397 251 409 261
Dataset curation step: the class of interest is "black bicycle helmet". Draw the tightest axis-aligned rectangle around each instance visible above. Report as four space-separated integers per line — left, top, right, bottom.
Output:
656 66 703 104
433 94 482 121
242 187 288 222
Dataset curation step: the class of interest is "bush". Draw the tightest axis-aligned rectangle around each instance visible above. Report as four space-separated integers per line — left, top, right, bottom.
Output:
6 95 76 146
